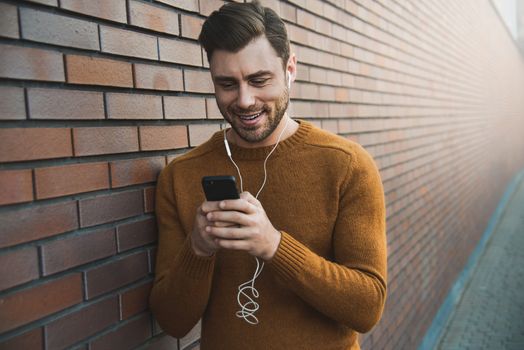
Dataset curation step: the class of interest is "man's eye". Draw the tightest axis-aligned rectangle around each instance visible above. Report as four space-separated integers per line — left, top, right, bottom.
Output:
251 78 269 86
219 82 236 90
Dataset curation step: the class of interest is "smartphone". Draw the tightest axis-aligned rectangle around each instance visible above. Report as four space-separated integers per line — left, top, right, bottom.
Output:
202 175 240 201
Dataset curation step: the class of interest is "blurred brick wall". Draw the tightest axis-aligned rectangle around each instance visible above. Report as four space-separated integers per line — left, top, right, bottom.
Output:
0 0 523 349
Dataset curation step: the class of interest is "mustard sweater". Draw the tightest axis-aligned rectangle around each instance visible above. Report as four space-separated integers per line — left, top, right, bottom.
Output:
150 120 387 350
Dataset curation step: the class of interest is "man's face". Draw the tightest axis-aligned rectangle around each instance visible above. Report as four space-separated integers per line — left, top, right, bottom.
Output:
209 36 294 148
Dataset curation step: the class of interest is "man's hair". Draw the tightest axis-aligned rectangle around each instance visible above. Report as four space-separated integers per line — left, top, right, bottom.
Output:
198 1 290 69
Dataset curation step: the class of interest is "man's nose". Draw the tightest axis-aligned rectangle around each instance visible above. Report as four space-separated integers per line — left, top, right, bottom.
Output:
237 83 255 109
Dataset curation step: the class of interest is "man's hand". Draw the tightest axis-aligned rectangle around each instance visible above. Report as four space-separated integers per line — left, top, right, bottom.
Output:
203 192 281 261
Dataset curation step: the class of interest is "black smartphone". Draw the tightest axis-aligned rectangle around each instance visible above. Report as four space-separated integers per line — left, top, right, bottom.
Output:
202 175 240 201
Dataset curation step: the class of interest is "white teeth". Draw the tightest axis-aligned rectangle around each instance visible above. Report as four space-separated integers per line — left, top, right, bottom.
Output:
238 112 261 120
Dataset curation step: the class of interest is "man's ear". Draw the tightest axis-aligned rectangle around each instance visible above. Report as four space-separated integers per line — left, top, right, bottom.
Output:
286 53 297 84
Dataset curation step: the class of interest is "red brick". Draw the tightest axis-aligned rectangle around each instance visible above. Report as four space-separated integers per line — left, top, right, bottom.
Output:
0 128 72 162
66 55 133 87
0 201 78 248
134 64 183 91
90 313 152 350
28 88 104 120
199 0 224 16
35 162 109 199
110 157 165 188
45 297 119 349
20 8 99 50
0 328 44 350
181 14 204 39
106 93 163 119
188 124 221 147
139 125 188 151
156 0 199 12
85 251 149 299
41 228 116 276
0 86 26 120
0 273 83 333
73 127 139 156
144 186 156 213
164 96 206 119
100 26 158 60
159 38 202 66
0 44 64 82
184 69 214 93
206 98 223 119
0 3 19 39
60 0 126 23
120 282 153 319
129 0 179 35
0 169 33 206
117 217 157 252
79 190 143 227
0 247 39 291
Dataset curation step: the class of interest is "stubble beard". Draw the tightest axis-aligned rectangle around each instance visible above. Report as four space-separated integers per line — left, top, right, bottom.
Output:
220 87 290 144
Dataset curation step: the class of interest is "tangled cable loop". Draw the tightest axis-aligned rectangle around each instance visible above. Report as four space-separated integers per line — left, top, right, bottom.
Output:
236 257 265 325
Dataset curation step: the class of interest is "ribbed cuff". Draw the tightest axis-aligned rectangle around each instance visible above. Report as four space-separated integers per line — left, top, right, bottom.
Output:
176 236 216 280
269 231 307 282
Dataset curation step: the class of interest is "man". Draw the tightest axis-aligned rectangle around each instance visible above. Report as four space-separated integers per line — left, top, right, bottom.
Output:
150 1 387 349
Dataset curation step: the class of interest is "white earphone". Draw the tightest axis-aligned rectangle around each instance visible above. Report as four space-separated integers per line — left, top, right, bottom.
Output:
287 72 291 89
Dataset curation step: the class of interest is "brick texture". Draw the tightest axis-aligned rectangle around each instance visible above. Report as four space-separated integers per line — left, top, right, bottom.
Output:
45 297 119 349
1 0 524 349
66 55 133 87
60 0 126 23
35 162 109 199
0 86 25 120
0 328 44 350
0 247 39 290
139 125 188 151
85 251 149 299
120 282 153 320
41 228 116 275
28 88 105 120
110 157 165 188
0 44 64 82
79 190 143 228
0 169 33 206
90 313 152 350
20 8 99 50
73 127 139 156
0 201 78 248
0 273 83 333
100 26 158 60
134 64 184 91
164 96 206 119
106 93 163 119
0 128 72 162
158 38 203 66
117 217 157 252
0 3 19 39
129 0 179 35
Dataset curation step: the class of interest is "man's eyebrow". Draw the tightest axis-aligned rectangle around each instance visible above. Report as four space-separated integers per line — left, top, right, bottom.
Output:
213 70 274 82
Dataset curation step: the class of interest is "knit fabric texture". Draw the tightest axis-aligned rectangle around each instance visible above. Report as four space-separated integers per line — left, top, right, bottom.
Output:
150 120 387 350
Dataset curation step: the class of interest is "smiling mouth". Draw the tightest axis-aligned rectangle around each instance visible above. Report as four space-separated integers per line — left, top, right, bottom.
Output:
237 111 262 121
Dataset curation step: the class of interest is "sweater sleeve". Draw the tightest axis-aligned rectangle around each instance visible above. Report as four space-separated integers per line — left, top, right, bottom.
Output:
268 146 387 333
149 165 216 338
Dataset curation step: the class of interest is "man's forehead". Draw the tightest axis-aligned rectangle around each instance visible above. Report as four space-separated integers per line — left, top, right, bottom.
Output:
209 36 283 77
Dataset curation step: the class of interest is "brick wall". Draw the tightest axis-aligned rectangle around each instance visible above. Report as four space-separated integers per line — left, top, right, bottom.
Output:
0 0 523 349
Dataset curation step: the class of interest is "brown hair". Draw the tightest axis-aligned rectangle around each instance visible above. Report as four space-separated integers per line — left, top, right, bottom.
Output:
198 1 290 69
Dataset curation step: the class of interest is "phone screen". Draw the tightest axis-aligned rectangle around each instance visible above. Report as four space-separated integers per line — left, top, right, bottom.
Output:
202 176 240 201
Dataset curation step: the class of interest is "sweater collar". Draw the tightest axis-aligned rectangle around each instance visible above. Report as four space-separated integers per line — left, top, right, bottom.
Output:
211 119 312 160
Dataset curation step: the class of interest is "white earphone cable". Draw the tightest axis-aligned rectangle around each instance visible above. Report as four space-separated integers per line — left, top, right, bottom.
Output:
224 117 290 325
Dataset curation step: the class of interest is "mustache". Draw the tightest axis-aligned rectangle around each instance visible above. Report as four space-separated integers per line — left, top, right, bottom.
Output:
230 105 269 114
